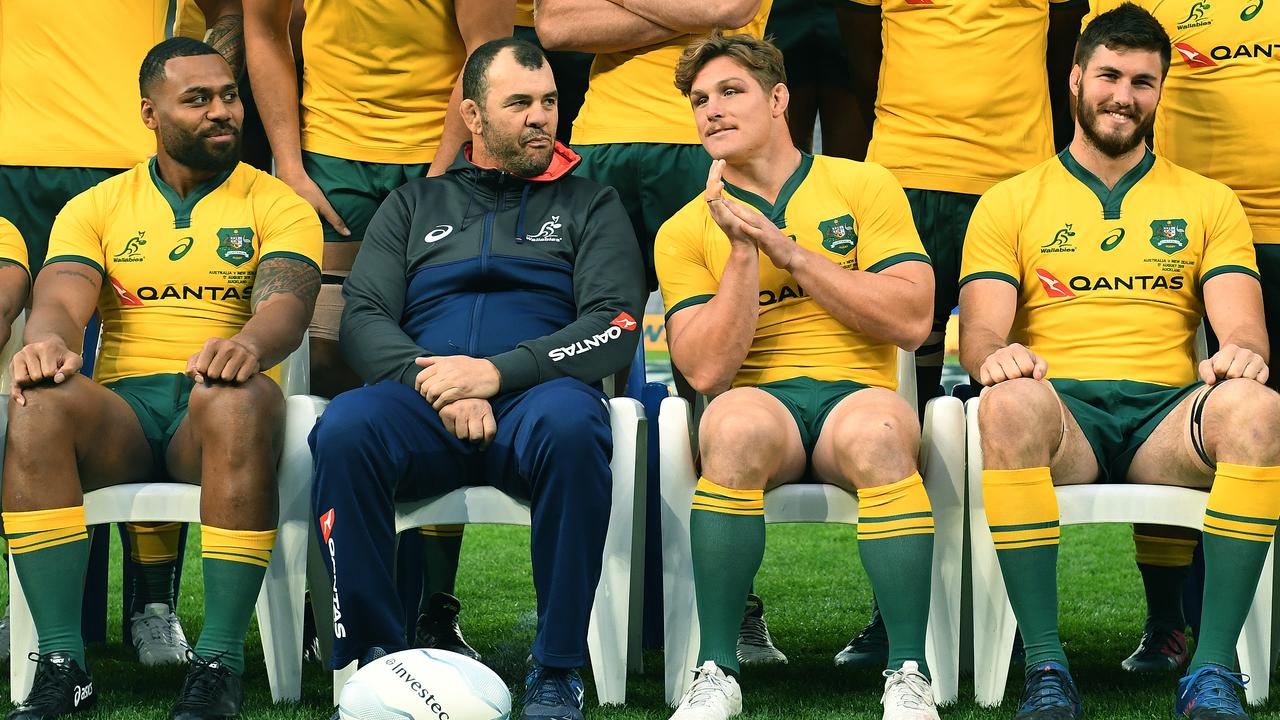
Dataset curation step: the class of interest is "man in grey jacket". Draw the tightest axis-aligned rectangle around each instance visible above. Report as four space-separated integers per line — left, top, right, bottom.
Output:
308 37 646 720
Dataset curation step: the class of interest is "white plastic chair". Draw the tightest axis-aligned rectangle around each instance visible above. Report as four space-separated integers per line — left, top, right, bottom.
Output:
966 394 1275 706
305 396 647 706
6 348 317 703
658 351 966 705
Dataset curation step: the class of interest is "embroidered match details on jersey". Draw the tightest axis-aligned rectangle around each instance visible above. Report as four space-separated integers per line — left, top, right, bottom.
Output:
1084 0 1280 243
848 0 1075 195
300 0 467 163
571 1 773 146
0 218 31 277
960 149 1257 387
0 0 176 168
655 154 929 389
45 160 322 384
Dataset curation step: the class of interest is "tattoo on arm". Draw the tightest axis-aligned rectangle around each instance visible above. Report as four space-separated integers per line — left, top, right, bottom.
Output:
251 257 320 315
207 14 246 78
54 267 100 286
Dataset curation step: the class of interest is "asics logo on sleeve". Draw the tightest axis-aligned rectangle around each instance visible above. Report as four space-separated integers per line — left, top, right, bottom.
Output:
424 225 453 243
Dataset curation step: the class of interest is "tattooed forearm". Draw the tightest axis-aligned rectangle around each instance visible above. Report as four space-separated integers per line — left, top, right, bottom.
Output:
251 257 320 315
207 14 246 78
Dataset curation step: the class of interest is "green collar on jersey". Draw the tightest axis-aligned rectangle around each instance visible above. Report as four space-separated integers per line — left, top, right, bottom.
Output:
148 157 235 230
1057 147 1155 221
723 151 813 229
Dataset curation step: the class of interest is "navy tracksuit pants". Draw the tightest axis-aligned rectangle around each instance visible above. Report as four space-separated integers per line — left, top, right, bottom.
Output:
309 377 613 669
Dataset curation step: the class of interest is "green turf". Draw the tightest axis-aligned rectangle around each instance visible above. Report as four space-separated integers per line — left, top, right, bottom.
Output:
3 523 1279 719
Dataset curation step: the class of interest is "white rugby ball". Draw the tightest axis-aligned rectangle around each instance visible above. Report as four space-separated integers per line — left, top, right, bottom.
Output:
339 649 511 720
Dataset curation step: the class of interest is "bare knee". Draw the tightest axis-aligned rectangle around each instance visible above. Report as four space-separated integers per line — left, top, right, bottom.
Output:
1203 379 1280 464
824 393 919 488
978 378 1061 455
698 392 794 489
7 375 95 444
188 374 285 450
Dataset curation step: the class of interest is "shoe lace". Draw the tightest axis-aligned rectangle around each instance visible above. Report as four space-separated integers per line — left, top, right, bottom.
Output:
174 652 233 710
22 654 77 708
684 668 730 708
1137 622 1186 659
1180 666 1248 713
136 612 179 645
739 614 772 647
883 667 933 711
1019 665 1078 712
521 667 582 710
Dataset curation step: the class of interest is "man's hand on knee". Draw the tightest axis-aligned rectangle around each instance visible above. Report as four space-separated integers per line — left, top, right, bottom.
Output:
11 338 83 405
978 342 1048 386
1200 343 1268 386
438 398 497 449
186 337 262 385
414 355 501 409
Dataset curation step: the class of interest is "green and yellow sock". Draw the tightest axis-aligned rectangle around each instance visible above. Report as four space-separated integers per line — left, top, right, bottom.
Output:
195 525 276 674
1133 530 1197 629
857 472 934 678
3 506 90 666
983 467 1066 673
125 521 181 608
691 477 765 676
418 524 464 612
1191 463 1280 670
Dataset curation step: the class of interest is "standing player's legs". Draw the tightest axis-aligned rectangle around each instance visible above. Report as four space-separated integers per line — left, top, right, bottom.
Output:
2 375 158 716
810 387 939 719
977 378 1099 719
904 190 980 417
1125 380 1280 717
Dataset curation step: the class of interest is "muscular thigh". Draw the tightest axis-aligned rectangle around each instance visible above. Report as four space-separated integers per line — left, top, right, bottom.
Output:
1128 386 1215 488
698 387 808 489
46 376 157 490
810 387 917 491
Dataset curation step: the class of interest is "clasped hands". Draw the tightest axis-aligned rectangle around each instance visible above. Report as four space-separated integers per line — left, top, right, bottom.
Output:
414 355 502 448
705 158 799 271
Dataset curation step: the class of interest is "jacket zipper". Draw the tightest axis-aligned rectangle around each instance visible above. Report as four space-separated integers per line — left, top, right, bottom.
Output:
469 181 504 355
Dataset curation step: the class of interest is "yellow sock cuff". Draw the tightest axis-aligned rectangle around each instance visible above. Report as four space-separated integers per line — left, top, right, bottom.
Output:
3 506 88 554
201 526 277 568
1133 533 1197 567
1204 464 1280 543
126 522 182 564
691 477 764 516
419 524 464 538
983 467 1060 551
857 473 934 540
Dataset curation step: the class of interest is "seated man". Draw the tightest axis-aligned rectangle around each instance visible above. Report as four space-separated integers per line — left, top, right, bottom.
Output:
959 7 1280 720
2 37 321 720
656 33 938 720
308 37 645 720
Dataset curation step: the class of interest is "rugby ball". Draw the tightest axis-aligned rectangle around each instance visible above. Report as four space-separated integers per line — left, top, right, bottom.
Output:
339 649 511 720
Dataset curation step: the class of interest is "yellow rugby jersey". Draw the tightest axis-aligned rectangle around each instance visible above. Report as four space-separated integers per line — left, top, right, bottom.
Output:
960 149 1256 387
0 217 30 278
849 0 1073 195
656 153 929 389
1085 0 1280 244
46 160 322 385
0 0 175 169
572 0 773 146
300 0 466 164
516 0 535 27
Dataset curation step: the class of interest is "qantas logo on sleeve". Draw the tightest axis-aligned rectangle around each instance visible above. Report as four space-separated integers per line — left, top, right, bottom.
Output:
319 508 335 543
1174 42 1218 67
108 277 144 306
610 312 638 331
1036 269 1075 298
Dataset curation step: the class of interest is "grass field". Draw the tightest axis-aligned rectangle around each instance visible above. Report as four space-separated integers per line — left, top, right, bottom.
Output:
3 523 1279 719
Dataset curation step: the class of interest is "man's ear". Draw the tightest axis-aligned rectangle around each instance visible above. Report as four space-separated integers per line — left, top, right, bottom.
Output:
141 98 158 131
1068 64 1083 101
770 82 790 119
461 98 483 135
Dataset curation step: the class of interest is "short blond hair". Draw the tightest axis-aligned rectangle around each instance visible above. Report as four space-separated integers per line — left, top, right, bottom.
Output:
674 31 787 97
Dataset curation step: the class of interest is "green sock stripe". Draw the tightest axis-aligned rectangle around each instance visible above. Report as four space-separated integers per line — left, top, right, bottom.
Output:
1205 509 1280 526
203 549 270 565
1203 521 1275 541
990 520 1060 533
12 532 91 555
859 511 934 524
693 489 763 504
858 524 936 539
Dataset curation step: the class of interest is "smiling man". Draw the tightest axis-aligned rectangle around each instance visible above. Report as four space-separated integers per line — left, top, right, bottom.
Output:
655 32 937 720
959 6 1279 720
307 37 644 720
2 37 321 720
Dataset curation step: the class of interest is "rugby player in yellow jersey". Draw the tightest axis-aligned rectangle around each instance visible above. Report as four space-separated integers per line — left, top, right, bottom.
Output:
0 219 31 355
960 7 1280 719
656 33 939 720
1 38 321 720
1081 0 1280 676
832 0 1087 667
0 0 254 670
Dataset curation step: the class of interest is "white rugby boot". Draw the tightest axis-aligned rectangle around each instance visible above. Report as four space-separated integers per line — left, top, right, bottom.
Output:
669 661 743 720
881 661 941 720
130 603 190 666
